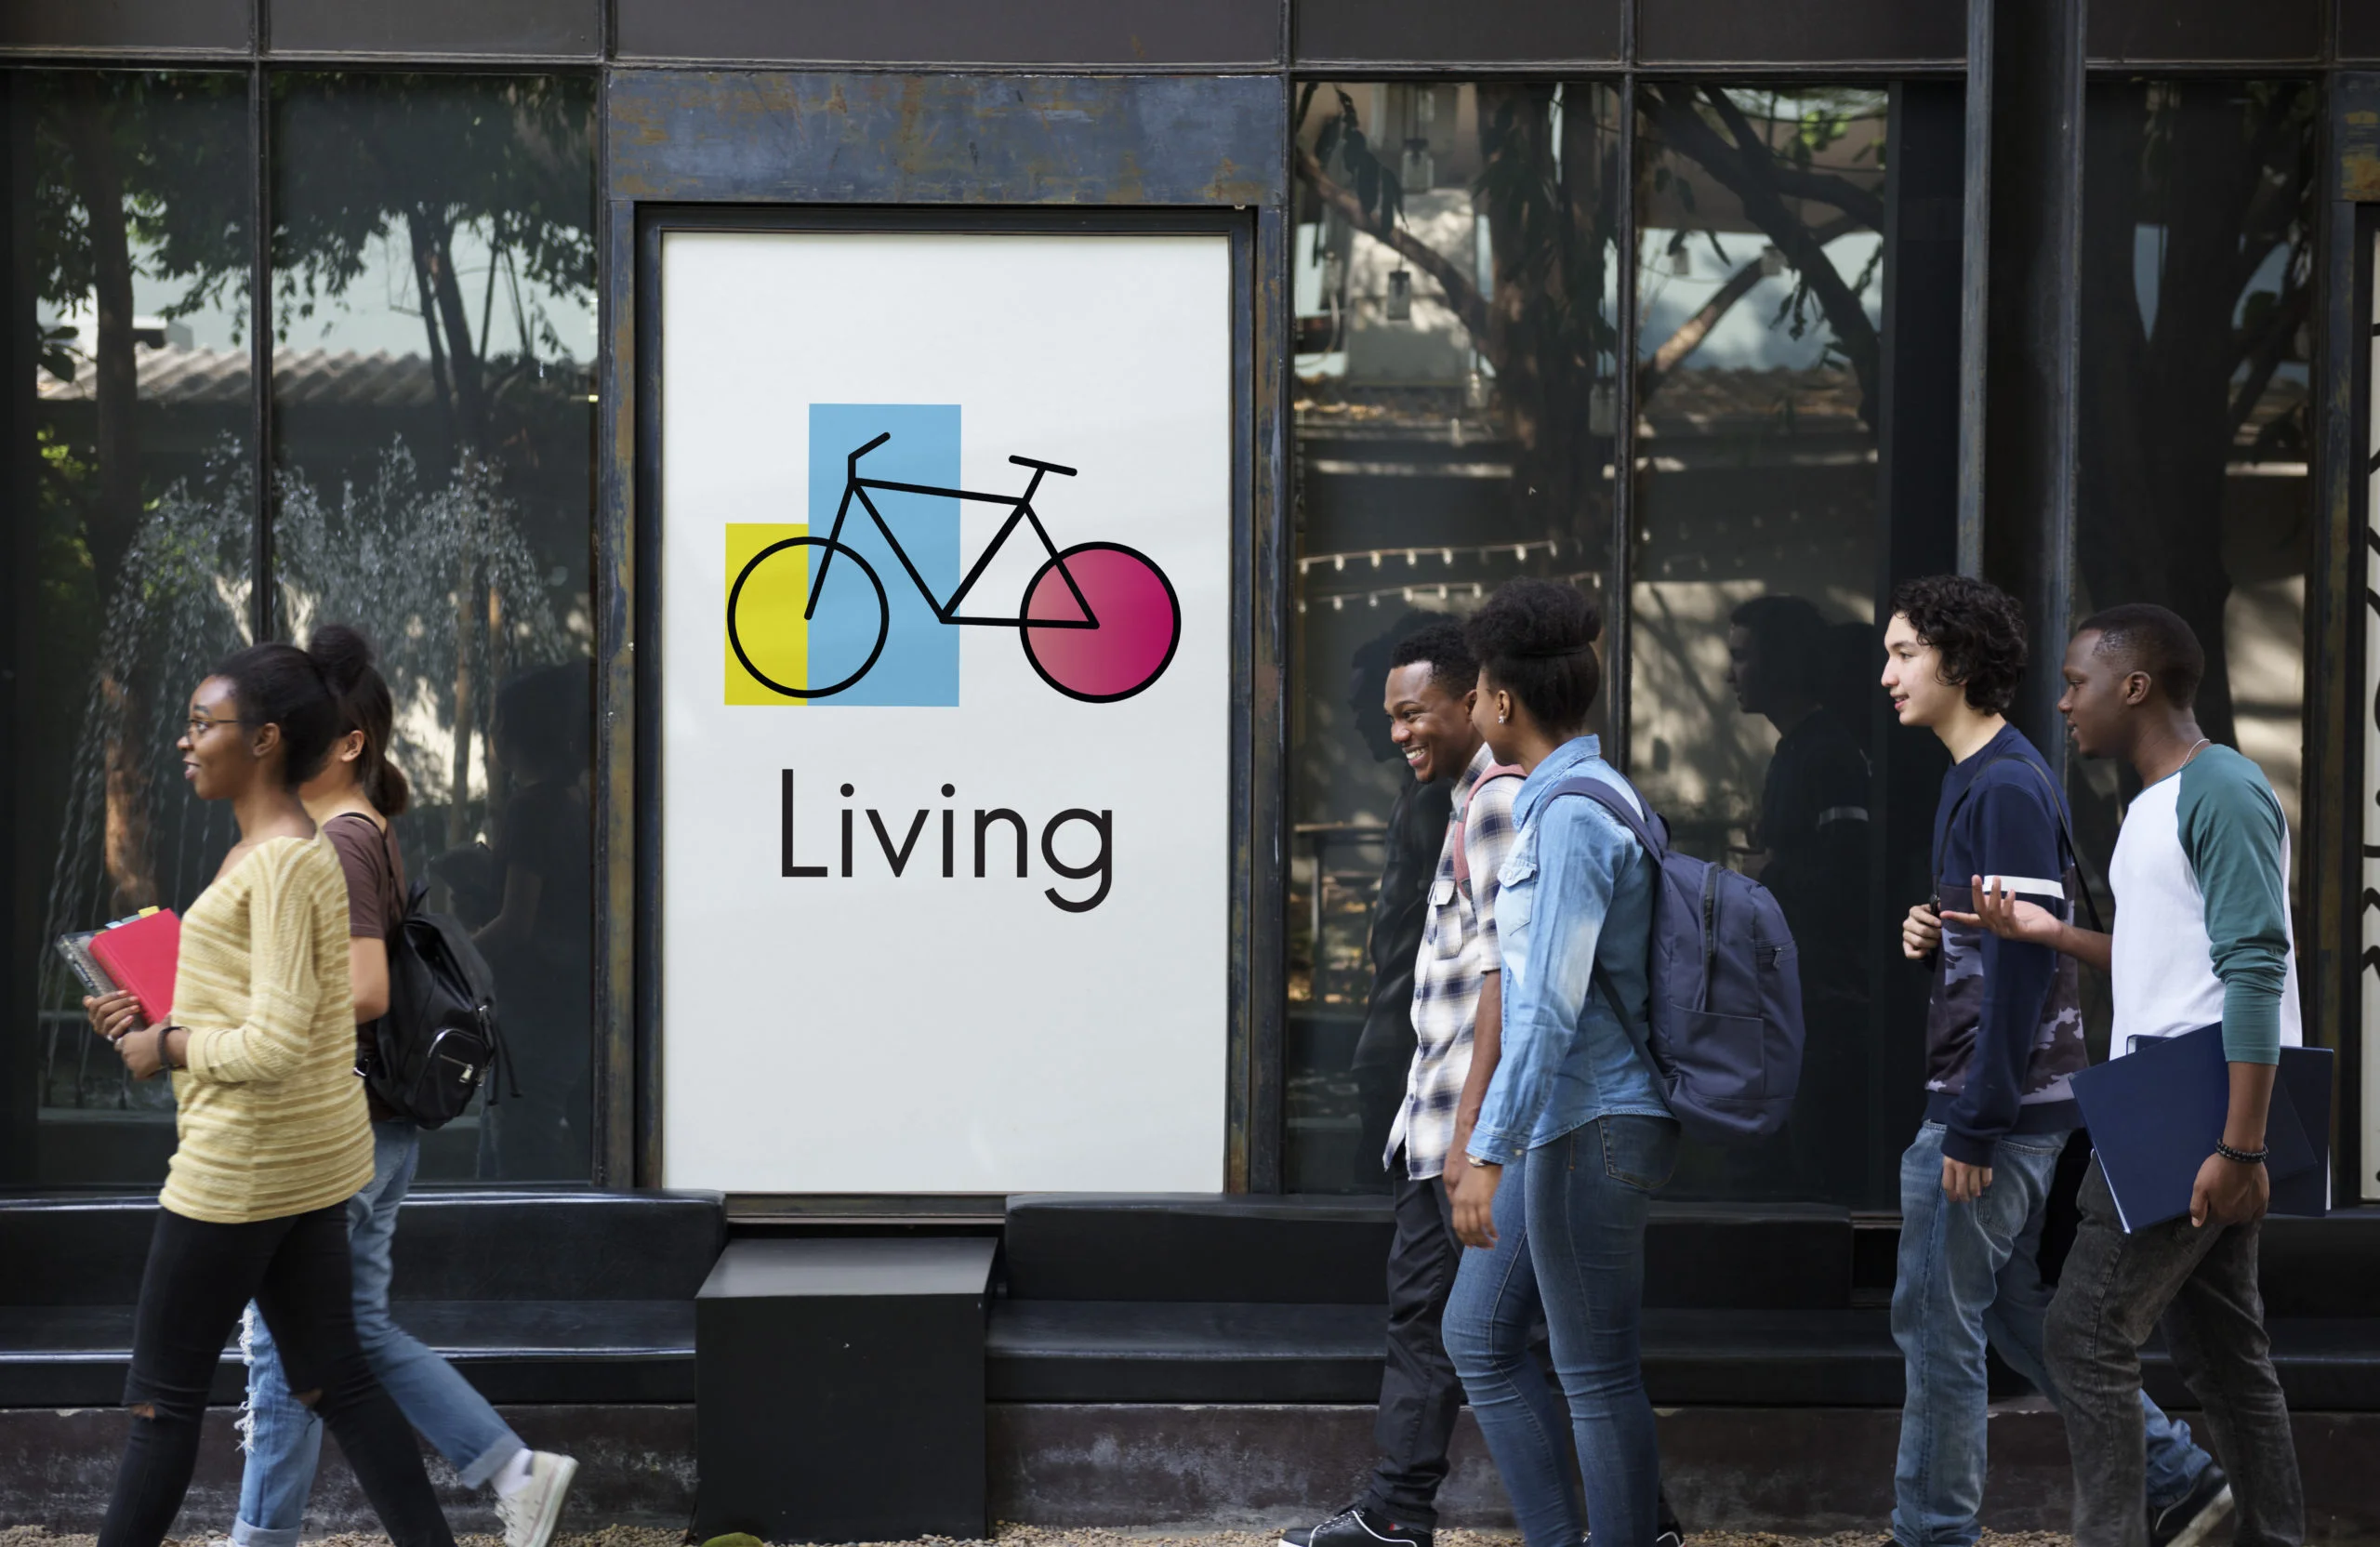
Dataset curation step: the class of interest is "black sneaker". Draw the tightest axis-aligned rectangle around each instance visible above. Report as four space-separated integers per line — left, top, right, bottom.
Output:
2149 1464 2234 1547
1280 1505 1433 1547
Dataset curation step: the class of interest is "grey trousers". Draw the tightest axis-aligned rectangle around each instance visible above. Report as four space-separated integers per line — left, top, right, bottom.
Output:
2044 1159 2304 1547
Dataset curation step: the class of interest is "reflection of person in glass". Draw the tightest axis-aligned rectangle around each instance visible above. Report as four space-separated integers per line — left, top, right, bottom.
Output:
473 662 594 1182
1347 616 1457 1183
1726 595 1870 1196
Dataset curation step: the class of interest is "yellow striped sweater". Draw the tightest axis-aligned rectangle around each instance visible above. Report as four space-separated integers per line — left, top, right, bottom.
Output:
162 834 373 1224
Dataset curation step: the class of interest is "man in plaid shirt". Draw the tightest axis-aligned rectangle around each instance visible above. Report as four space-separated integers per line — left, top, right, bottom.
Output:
1280 620 1518 1547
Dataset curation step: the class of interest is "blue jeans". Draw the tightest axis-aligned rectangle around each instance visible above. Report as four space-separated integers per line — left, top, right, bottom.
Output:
1447 1117 1678 1547
1892 1122 2213 1547
233 1121 524 1547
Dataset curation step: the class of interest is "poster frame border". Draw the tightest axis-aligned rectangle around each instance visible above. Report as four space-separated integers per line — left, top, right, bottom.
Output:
630 203 1261 1214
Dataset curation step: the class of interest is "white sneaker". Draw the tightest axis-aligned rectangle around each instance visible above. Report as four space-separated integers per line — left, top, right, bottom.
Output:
494 1450 579 1547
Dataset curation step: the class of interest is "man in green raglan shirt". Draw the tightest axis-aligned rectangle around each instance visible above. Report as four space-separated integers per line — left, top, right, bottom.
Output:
1951 603 2304 1547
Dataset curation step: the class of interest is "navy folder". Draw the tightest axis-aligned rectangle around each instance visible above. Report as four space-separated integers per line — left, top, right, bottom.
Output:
2068 1023 2321 1232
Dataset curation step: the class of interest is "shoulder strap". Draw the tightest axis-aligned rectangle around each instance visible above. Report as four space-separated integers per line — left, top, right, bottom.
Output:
1935 753 2106 933
1450 765 1525 892
1546 773 1673 1093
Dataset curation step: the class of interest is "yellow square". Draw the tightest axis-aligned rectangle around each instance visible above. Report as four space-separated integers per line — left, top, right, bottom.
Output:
724 523 811 706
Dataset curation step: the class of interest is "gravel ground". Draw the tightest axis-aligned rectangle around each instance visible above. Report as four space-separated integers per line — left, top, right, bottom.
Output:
0 1526 2073 1547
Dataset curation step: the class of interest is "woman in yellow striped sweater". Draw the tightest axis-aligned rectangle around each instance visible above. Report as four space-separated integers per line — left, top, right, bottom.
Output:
83 642 453 1547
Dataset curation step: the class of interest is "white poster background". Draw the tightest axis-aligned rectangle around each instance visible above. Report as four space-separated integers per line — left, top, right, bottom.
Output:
657 230 1231 1193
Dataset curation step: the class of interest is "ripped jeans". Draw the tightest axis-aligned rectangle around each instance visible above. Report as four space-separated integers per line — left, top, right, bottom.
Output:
235 1121 523 1547
99 1202 452 1547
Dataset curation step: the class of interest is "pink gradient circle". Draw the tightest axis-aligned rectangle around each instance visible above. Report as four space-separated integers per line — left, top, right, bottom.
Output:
1020 543 1181 702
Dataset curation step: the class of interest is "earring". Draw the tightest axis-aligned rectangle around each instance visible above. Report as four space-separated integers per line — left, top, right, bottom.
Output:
1498 711 1509 724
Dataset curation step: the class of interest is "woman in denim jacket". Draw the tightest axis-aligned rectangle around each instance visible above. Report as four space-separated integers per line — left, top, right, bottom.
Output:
1443 579 1680 1547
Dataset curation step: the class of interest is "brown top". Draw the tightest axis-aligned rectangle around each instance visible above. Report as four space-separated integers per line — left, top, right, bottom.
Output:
322 812 407 1123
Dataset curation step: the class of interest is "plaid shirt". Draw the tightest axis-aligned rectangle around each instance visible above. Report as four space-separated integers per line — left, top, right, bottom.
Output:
1386 742 1523 1179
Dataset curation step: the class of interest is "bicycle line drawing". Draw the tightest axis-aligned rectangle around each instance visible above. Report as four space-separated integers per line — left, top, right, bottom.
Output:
726 431 1183 704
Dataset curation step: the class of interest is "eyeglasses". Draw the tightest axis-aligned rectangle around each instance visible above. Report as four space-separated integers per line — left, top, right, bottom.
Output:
184 714 249 737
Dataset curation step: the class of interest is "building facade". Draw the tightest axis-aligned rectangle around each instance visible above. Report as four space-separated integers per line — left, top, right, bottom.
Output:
5 0 2380 1530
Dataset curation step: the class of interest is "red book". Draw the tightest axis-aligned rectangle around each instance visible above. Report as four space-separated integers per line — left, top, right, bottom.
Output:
89 909 181 1026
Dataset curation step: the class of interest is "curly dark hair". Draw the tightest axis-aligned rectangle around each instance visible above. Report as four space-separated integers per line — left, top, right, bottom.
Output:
1888 574 2026 716
1463 579 1603 734
1387 618 1478 696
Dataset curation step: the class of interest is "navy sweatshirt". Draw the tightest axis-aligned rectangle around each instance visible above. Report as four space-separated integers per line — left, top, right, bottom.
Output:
1923 725 2087 1165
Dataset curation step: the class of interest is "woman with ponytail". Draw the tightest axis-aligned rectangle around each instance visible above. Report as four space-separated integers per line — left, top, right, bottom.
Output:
222 625 577 1547
81 643 454 1547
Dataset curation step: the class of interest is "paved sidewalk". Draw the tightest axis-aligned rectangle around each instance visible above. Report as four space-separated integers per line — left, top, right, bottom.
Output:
1 1527 2076 1547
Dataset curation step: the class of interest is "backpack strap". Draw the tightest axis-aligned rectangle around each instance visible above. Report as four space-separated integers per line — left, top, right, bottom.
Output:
1450 763 1525 896
1544 773 1672 1095
1933 753 2107 934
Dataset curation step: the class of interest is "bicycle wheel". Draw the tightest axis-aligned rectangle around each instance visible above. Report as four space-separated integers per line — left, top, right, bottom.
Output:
1019 541 1182 702
726 536 890 699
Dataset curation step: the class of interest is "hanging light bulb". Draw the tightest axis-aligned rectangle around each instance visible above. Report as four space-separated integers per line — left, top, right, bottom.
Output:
1385 268 1414 323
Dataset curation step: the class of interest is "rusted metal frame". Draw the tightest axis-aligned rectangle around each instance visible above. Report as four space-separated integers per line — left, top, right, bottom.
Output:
626 197 662 1189
2315 73 2380 1199
1245 203 1289 1193
628 202 1262 1209
592 60 636 1189
611 70 1286 1209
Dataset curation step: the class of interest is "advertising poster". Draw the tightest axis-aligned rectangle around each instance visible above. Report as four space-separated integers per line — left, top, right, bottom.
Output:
657 227 1233 1193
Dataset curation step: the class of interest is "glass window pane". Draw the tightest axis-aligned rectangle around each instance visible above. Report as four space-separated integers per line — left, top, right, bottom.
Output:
1630 86 1891 1205
269 73 598 1183
14 71 254 1185
1288 81 1621 1193
2075 79 2317 975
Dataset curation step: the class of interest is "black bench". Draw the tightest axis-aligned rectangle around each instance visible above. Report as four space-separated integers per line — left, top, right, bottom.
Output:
985 1194 2380 1410
0 1190 725 1409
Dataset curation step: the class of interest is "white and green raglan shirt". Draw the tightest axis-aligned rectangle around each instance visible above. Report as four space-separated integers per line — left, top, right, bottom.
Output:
2108 743 2302 1063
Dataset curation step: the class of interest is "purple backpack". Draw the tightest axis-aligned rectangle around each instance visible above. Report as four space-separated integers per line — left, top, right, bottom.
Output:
1550 773 1806 1149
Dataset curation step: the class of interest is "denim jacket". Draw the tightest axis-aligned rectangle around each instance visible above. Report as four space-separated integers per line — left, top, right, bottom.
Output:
1465 735 1669 1163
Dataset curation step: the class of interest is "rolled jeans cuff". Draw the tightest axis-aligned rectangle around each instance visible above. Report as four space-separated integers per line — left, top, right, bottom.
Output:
459 1433 528 1490
231 1519 303 1547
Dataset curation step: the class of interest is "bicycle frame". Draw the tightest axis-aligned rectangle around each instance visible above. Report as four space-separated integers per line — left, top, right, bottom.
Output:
805 431 1101 631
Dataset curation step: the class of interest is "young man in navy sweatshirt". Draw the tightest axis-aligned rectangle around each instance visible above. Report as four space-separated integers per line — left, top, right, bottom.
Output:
1884 577 2226 1547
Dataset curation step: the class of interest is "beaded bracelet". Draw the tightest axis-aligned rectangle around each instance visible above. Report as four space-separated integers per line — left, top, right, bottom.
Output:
2213 1139 2268 1165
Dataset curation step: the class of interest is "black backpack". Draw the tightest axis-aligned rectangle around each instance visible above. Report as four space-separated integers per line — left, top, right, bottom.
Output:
356 821 507 1128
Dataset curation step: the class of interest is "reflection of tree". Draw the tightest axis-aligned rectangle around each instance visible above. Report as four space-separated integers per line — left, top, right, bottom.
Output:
1292 85 1887 547
2078 81 2316 753
33 73 594 909
272 74 593 464
1636 86 1883 427
274 74 595 849
34 74 247 911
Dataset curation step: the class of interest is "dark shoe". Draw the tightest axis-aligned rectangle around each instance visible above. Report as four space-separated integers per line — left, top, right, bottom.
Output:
1582 1528 1684 1547
2149 1464 2234 1547
1280 1505 1433 1547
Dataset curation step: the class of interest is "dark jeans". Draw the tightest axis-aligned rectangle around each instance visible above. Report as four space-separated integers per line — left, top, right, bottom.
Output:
1363 1154 1466 1527
2045 1159 2304 1547
100 1203 455 1547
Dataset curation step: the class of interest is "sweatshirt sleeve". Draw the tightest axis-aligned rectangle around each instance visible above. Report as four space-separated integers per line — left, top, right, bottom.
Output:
2177 757 2291 1065
1941 774 2064 1166
182 846 325 1086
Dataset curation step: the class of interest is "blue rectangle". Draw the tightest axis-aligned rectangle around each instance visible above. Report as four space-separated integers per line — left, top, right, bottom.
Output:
810 403 960 707
2067 1024 2318 1232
